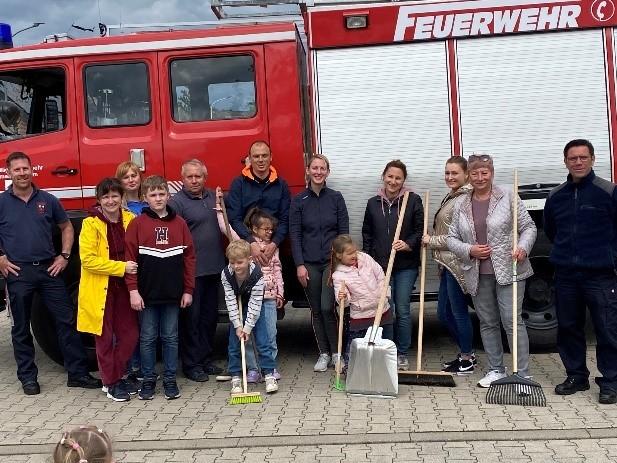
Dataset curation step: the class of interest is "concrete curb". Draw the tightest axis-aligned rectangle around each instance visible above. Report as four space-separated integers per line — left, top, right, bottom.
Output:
5 427 617 456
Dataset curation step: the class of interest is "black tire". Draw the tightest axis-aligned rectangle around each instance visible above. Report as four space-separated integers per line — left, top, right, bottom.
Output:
522 257 558 352
30 280 99 371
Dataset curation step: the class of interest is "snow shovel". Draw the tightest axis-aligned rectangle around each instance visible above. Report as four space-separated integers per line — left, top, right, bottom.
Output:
345 192 409 397
486 170 546 407
399 191 456 387
333 281 346 392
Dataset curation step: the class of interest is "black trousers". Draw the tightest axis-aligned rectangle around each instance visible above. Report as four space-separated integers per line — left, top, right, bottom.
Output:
555 267 617 390
6 263 88 384
179 274 219 372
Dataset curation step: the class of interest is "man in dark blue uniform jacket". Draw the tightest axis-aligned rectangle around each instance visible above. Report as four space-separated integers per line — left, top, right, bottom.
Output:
0 152 101 395
544 139 617 404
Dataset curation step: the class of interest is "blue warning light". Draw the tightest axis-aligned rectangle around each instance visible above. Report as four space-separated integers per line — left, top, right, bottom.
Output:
0 24 13 49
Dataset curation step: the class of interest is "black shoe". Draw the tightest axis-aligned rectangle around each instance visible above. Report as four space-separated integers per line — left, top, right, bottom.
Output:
106 382 130 402
139 380 156 400
555 376 590 395
205 364 223 375
122 376 140 395
67 374 103 389
22 381 40 396
442 353 478 368
599 389 617 404
163 380 181 400
184 367 209 382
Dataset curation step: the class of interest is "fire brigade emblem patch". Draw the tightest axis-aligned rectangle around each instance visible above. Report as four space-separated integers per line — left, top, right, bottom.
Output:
36 201 46 215
155 226 169 245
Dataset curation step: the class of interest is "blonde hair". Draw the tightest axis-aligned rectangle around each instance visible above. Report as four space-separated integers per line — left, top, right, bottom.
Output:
226 240 251 261
115 161 142 181
308 153 330 170
53 425 113 463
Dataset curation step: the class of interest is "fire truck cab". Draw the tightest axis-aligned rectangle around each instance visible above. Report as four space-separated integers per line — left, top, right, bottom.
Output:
3 0 617 363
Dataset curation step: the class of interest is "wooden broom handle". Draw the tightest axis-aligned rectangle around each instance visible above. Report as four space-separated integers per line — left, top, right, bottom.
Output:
219 190 233 242
336 281 346 381
512 170 518 372
416 191 430 371
370 191 409 343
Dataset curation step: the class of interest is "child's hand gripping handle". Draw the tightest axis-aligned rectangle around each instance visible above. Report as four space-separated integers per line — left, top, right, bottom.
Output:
369 191 409 344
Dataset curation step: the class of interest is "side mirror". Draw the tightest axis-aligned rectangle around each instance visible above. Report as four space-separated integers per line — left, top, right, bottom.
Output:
45 99 60 132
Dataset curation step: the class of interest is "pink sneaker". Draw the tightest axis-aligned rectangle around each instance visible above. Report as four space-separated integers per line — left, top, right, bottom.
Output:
246 370 262 384
272 369 282 380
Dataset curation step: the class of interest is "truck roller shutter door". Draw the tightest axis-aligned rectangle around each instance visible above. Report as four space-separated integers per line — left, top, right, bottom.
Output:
314 41 451 244
457 29 612 184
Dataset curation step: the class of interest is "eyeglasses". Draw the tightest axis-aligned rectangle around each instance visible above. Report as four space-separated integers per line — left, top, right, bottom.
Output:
468 154 493 162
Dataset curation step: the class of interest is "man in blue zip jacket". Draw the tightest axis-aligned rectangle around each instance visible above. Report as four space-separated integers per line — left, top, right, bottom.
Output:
544 139 617 404
227 141 290 267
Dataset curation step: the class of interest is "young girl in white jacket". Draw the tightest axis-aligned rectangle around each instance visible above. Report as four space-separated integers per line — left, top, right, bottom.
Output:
331 234 394 366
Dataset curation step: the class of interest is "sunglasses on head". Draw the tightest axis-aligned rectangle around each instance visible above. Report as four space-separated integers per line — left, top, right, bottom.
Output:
468 154 492 162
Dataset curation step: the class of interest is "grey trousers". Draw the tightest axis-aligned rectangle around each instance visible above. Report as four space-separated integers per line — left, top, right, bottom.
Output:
472 274 530 376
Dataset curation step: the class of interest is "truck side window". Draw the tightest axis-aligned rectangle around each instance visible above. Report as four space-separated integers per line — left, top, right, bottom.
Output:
84 62 151 128
0 68 66 143
170 55 256 122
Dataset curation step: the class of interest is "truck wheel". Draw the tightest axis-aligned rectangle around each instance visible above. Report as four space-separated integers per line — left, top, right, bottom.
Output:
30 281 99 371
522 257 558 351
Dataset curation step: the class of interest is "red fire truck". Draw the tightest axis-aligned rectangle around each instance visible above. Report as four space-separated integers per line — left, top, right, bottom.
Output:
1 0 616 363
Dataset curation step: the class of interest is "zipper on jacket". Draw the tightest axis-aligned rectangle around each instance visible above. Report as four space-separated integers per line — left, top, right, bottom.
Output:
573 186 578 266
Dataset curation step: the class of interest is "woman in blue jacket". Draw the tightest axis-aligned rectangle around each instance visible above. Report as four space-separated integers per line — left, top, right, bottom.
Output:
289 154 349 372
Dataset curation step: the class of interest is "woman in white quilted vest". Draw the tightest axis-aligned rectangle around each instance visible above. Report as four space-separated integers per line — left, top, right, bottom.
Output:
447 154 537 388
422 156 475 376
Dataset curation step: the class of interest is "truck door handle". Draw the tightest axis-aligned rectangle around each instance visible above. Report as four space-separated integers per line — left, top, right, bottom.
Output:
52 166 79 176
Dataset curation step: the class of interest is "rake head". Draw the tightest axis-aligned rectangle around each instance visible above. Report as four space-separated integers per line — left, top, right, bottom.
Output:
486 374 546 407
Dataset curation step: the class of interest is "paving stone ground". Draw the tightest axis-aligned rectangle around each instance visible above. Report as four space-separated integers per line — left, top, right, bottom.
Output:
0 305 615 462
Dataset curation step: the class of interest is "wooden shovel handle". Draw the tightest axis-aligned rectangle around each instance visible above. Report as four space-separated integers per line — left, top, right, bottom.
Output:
370 191 409 343
512 170 518 372
416 191 430 371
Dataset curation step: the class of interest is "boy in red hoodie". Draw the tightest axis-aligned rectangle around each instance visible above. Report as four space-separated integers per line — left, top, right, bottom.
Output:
125 175 196 400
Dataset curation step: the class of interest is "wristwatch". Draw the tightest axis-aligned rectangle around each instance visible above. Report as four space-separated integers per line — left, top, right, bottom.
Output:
60 252 70 260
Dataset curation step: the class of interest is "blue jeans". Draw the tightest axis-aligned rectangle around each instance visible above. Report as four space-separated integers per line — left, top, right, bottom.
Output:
228 305 276 376
246 299 278 371
140 304 179 383
390 267 419 356
437 270 473 355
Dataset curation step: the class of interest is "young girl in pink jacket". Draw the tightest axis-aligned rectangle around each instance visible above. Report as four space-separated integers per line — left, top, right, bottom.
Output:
331 234 393 365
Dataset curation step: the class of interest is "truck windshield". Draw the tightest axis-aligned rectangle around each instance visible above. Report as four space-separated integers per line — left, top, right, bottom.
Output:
0 67 65 143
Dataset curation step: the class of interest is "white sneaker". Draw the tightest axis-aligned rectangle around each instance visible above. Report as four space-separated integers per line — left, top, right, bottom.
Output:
331 354 345 371
397 355 410 371
314 353 331 372
230 376 242 394
477 369 507 388
264 374 279 393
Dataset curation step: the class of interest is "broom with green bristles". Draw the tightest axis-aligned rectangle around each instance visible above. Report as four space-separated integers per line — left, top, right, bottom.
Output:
333 282 346 392
229 294 263 405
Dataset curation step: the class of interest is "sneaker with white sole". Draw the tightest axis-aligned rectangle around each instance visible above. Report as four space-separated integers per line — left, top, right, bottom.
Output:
230 376 242 395
246 369 262 384
314 353 331 372
265 374 279 393
477 369 507 388
106 382 130 402
272 369 282 380
331 354 345 372
397 355 410 371
443 353 478 368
